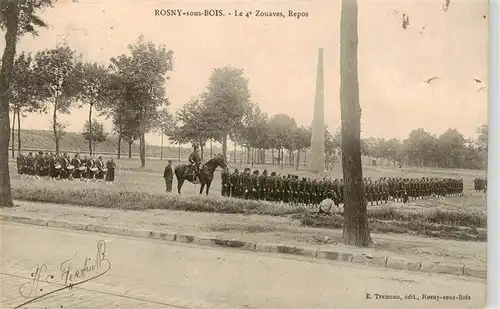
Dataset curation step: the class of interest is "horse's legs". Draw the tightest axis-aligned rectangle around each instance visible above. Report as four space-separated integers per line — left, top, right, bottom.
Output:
206 181 211 196
199 183 205 195
177 179 184 195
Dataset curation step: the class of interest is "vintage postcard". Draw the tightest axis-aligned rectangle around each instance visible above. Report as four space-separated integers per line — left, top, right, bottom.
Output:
0 0 489 308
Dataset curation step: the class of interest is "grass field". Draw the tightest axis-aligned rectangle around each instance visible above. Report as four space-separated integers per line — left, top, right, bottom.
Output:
8 156 487 241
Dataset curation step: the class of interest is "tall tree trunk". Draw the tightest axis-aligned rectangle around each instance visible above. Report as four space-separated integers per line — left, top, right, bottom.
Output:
160 132 163 160
200 145 204 161
296 149 300 170
178 143 181 162
52 104 59 155
210 139 213 158
281 148 284 170
128 142 132 159
233 143 236 163
272 149 275 165
246 146 250 164
93 140 96 154
222 134 228 160
117 136 121 158
17 108 21 152
0 1 19 208
304 150 307 166
139 112 146 168
11 110 15 158
251 147 254 166
88 104 93 156
340 0 372 247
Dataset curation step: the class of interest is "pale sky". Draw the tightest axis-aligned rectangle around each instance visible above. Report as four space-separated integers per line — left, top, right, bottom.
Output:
3 0 489 146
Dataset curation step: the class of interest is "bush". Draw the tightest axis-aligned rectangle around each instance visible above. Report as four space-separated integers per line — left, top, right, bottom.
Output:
12 184 306 216
296 213 487 241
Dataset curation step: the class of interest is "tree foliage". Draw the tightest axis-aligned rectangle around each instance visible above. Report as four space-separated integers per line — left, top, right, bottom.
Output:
82 120 107 145
202 67 252 158
32 44 81 154
109 35 173 167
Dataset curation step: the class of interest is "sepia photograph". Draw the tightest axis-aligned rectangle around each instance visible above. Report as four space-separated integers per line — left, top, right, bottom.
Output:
0 0 490 308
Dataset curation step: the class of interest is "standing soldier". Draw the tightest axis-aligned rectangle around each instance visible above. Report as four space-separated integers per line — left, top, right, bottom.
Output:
188 144 202 184
269 172 277 202
105 157 117 184
47 152 56 180
282 175 290 204
230 169 240 198
163 160 174 193
95 156 106 181
298 177 307 205
258 170 268 201
242 168 252 199
221 168 231 196
251 170 260 200
16 152 25 175
275 173 283 203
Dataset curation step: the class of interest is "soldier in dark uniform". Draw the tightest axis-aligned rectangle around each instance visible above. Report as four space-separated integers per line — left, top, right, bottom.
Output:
282 175 290 204
251 170 259 200
221 167 230 196
47 152 56 179
275 174 283 203
230 169 240 198
95 156 105 180
258 170 268 201
71 154 82 179
16 152 25 175
163 160 174 193
298 177 307 205
105 157 117 183
188 144 202 184
85 155 96 180
242 168 252 199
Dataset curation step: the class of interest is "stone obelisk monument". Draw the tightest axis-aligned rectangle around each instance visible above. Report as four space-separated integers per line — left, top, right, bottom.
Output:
309 48 325 173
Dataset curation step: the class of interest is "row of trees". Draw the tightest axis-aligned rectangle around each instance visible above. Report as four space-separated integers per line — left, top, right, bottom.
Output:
7 36 174 168
8 40 488 170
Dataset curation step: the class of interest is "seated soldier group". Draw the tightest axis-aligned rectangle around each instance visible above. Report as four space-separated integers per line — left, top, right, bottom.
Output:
221 168 464 207
16 151 117 183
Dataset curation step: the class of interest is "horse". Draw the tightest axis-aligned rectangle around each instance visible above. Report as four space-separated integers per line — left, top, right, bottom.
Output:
174 155 228 195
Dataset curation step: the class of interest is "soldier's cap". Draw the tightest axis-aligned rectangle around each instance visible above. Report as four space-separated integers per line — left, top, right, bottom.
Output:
167 160 172 163
234 169 239 172
263 169 268 174
271 172 276 176
302 177 306 181
253 170 259 174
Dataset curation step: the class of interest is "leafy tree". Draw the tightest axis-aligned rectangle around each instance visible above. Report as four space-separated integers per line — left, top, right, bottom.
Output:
77 61 109 155
32 45 81 154
0 0 55 207
437 129 466 168
152 107 175 160
8 52 46 157
268 113 297 167
82 120 108 154
170 97 212 160
114 109 140 159
202 67 251 159
292 126 311 170
340 0 372 247
109 35 173 168
476 124 488 151
99 70 129 158
476 124 488 166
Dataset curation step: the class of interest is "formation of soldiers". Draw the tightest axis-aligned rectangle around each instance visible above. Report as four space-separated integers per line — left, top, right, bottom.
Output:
221 168 464 206
16 151 117 182
473 177 487 192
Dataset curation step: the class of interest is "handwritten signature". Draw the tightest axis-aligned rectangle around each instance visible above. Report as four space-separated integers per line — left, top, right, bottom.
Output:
16 240 111 308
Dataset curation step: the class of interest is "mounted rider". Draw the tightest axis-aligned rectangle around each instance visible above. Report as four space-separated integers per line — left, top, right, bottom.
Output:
188 143 202 183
